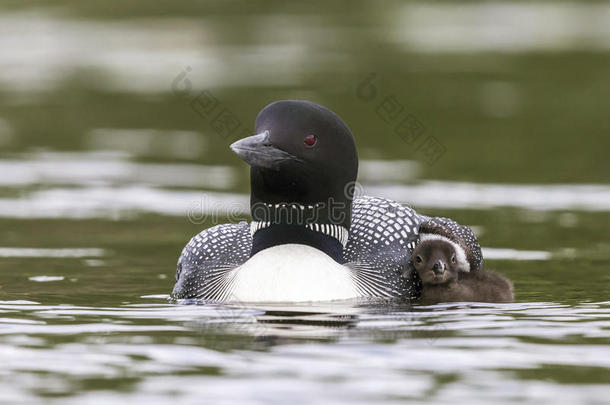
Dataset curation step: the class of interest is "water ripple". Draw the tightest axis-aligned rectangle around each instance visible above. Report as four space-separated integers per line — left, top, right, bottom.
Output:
0 300 608 403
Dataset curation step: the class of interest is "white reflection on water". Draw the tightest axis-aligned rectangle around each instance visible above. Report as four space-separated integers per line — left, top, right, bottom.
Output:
86 128 207 160
2 153 609 218
366 181 610 211
2 179 610 220
0 247 105 258
0 153 608 220
358 159 420 183
0 186 248 219
482 248 551 261
2 3 610 95
0 11 306 93
392 2 610 53
0 300 608 404
0 151 237 189
27 276 65 282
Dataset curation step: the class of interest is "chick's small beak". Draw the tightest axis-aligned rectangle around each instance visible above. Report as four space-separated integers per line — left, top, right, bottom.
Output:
432 260 445 275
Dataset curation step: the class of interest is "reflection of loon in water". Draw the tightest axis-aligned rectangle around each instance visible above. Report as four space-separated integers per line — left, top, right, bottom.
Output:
173 100 428 302
191 300 448 344
191 302 365 342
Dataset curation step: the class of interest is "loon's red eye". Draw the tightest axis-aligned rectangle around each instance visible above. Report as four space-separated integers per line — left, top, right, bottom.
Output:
304 134 317 147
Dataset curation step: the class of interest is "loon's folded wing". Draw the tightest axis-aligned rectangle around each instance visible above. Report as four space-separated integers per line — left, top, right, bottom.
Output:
173 260 240 301
173 222 251 299
345 196 425 299
345 258 422 300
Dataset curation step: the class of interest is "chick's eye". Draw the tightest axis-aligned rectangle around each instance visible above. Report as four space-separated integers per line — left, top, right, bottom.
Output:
304 134 317 147
415 255 422 264
451 255 456 263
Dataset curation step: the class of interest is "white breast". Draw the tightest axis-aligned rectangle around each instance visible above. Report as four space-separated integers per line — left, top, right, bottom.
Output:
228 244 360 302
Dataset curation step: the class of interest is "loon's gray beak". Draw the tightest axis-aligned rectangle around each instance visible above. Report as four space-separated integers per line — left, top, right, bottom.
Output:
230 131 298 170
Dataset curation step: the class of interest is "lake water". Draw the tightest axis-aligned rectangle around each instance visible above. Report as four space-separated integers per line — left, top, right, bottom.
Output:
1 1 609 403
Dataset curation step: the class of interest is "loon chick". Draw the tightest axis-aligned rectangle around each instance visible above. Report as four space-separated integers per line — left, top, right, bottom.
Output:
173 100 424 302
418 217 484 273
411 230 514 304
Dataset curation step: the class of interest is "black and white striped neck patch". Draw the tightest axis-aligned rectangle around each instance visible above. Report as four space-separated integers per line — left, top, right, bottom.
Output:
250 221 349 247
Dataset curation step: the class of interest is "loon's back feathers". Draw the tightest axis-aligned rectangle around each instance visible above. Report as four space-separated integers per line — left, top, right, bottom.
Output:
173 196 426 301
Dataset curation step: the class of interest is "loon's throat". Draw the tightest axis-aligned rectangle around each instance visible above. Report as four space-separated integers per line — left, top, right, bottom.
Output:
250 222 348 264
248 200 352 263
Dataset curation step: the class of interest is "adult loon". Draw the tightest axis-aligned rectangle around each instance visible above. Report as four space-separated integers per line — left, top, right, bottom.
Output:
173 100 426 302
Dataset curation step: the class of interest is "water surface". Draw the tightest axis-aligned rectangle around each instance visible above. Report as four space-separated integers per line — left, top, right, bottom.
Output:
1 1 609 403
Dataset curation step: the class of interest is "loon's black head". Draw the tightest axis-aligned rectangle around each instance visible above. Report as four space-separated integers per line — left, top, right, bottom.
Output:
230 100 358 262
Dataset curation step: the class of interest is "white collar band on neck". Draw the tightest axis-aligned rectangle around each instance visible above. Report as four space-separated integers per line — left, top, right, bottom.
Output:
250 221 349 247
